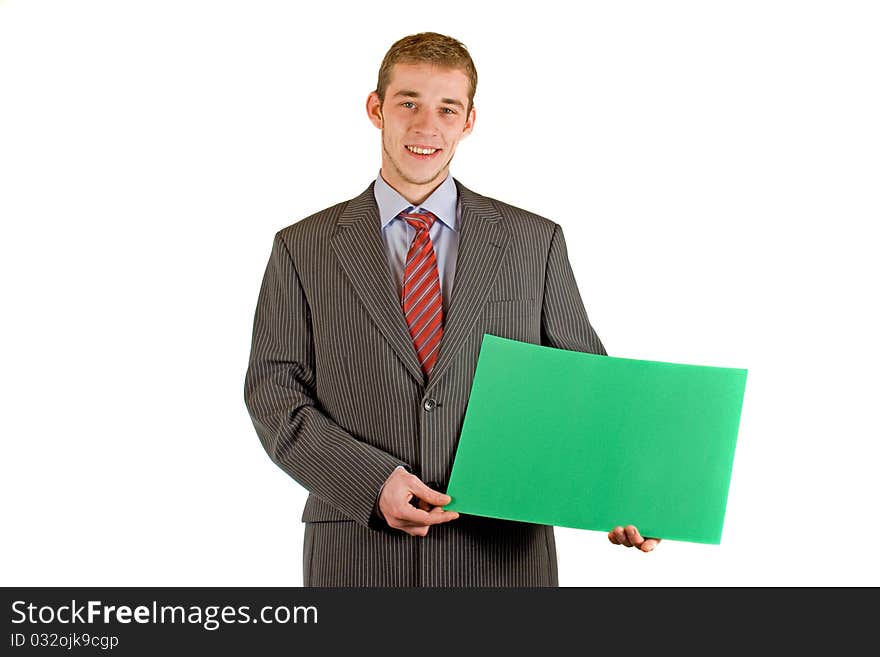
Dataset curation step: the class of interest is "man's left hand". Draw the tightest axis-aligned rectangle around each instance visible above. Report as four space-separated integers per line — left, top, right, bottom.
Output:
608 525 661 552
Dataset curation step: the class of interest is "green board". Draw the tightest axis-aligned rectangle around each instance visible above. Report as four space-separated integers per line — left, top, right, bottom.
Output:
445 335 748 544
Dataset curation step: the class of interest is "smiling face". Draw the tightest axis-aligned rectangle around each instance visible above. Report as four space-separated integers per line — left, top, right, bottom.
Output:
367 62 476 205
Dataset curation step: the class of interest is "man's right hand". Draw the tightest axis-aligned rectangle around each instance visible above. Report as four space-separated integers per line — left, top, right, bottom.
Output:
378 466 459 537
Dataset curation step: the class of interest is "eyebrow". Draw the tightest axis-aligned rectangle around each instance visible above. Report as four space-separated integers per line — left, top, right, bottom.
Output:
392 89 465 110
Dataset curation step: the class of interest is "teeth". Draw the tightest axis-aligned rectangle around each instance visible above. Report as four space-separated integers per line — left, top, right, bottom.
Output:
406 145 438 155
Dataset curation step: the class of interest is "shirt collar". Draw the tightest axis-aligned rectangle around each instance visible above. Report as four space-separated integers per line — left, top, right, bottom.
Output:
374 171 458 232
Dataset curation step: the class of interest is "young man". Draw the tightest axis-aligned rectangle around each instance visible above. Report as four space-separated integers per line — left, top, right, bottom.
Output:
244 32 659 587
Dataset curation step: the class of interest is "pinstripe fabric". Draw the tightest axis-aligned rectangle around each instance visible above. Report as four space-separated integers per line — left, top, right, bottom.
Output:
244 178 606 587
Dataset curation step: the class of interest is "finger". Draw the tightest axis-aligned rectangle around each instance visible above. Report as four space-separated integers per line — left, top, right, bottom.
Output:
391 504 459 527
417 498 432 512
608 526 623 544
428 505 458 520
424 508 459 524
613 526 632 547
412 478 453 507
391 510 458 534
625 525 643 548
639 538 660 552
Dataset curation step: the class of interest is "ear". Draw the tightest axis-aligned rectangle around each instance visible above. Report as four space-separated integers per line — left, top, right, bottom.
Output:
366 91 383 129
460 105 476 139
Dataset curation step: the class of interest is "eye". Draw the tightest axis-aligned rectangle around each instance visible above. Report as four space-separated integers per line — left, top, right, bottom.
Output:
442 108 456 114
402 101 415 108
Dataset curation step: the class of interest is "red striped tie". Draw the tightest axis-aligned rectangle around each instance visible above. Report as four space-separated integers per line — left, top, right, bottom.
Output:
400 206 443 378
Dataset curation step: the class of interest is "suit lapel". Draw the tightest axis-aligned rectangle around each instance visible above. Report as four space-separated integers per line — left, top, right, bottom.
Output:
329 178 510 389
330 182 425 385
427 180 510 388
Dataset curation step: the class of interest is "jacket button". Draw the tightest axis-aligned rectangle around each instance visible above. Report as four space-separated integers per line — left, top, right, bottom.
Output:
423 398 437 412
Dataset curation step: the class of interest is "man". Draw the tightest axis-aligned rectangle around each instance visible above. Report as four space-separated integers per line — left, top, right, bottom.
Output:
244 32 659 587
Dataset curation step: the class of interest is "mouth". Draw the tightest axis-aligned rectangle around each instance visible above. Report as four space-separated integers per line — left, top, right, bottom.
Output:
404 144 443 160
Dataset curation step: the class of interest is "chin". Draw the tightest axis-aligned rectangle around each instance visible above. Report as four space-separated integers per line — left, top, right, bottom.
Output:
408 172 444 186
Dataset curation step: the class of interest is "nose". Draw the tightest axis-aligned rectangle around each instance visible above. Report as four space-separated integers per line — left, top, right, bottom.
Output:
411 109 439 136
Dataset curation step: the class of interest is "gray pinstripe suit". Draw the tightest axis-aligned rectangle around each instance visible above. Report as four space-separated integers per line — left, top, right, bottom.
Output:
244 178 606 586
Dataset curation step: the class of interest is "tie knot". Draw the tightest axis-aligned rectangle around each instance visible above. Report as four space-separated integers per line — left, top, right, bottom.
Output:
399 206 437 232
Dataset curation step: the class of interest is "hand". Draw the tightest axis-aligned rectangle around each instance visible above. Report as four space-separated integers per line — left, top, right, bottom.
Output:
608 525 661 552
378 467 459 537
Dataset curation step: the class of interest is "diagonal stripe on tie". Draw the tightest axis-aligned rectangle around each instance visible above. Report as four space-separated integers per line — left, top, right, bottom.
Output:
399 207 444 379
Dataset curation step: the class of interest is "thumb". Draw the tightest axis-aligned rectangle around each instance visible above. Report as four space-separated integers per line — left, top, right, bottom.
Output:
413 479 451 507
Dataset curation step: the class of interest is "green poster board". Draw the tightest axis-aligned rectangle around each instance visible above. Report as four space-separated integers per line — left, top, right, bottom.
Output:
445 335 748 544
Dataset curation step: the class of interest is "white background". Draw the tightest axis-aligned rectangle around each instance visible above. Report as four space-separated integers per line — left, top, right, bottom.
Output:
1 0 878 586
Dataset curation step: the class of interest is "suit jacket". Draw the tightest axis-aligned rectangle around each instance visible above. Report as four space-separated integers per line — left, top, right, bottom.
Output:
244 178 606 586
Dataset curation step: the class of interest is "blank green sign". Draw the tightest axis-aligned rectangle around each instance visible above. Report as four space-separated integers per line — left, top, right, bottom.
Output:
445 335 748 544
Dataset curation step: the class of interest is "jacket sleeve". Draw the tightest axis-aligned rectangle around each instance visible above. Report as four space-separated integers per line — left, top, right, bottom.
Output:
243 231 407 529
540 223 608 356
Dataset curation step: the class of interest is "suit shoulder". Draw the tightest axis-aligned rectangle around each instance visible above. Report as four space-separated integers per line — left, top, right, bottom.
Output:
275 198 348 243
471 190 559 235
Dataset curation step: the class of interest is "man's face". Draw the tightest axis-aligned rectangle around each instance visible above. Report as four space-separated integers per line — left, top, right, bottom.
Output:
367 62 476 204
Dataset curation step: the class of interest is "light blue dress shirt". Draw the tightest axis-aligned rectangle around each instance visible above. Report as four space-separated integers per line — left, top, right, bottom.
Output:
374 171 460 318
